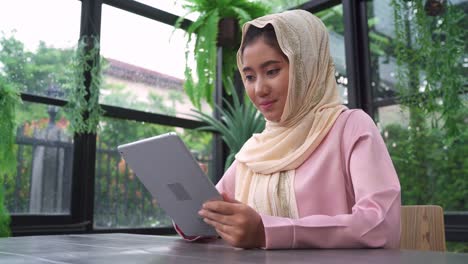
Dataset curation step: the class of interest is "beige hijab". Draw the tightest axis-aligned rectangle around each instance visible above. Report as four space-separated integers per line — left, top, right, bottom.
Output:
234 10 347 218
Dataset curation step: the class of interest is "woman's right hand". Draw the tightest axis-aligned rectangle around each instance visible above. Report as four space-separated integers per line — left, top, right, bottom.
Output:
198 193 266 248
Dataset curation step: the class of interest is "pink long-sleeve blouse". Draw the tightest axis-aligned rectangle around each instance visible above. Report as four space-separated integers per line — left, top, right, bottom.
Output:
216 109 401 249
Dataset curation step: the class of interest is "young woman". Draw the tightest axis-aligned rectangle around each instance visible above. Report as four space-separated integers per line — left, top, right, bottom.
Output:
181 9 401 250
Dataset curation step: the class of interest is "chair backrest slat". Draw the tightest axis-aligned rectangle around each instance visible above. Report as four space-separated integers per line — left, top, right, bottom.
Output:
400 205 446 251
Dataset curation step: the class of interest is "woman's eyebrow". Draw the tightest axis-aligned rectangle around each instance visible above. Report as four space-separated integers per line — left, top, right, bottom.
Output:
242 60 282 72
242 66 253 73
260 60 282 68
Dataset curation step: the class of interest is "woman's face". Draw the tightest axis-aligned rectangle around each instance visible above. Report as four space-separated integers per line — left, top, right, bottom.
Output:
242 38 289 122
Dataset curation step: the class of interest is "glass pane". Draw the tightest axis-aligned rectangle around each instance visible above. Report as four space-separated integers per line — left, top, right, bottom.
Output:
367 0 467 100
3 101 74 215
257 0 313 12
0 0 80 99
367 0 399 101
316 5 348 104
378 103 468 212
134 0 199 20
370 0 467 216
94 117 214 229
100 5 211 119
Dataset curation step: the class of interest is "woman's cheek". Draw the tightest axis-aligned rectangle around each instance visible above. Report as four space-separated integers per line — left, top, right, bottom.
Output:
245 86 256 105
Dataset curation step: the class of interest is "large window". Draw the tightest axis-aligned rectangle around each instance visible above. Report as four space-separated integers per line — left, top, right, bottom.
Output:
367 0 468 251
367 0 467 211
100 4 210 119
0 0 80 216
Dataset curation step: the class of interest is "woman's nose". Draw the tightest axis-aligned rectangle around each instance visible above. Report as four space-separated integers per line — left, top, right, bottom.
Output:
255 78 269 97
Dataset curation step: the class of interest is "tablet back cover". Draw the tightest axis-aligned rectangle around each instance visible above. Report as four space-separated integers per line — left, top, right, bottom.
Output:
118 133 221 236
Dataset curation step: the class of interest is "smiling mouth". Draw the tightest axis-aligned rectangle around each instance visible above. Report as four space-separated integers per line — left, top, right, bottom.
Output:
259 100 275 110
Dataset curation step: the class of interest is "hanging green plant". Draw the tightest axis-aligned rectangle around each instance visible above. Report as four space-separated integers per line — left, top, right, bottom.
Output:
0 76 18 237
64 35 104 134
0 185 10 237
189 91 265 170
391 0 466 137
388 0 467 210
0 76 21 177
175 0 270 109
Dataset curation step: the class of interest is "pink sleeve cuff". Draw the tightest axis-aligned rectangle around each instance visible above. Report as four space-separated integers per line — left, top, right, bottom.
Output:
173 221 219 242
173 222 203 241
260 214 295 249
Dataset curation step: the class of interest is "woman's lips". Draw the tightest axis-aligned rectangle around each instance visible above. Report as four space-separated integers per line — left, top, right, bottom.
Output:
258 100 275 111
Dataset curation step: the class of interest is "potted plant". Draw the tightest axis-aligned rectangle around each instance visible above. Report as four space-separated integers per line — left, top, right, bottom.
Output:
190 90 265 170
175 0 270 109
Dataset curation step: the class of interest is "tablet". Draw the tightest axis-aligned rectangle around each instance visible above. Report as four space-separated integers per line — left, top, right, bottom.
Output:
117 132 221 236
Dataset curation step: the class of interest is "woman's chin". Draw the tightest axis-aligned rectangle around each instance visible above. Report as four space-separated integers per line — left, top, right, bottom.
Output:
263 114 281 122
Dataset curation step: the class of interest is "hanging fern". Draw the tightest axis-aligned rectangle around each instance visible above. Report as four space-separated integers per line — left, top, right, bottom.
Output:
391 0 466 137
64 35 104 134
0 77 21 178
0 76 18 237
389 0 468 210
0 185 10 237
175 0 270 109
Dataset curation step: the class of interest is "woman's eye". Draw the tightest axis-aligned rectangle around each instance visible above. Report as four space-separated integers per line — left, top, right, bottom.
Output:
266 69 280 76
245 75 255 82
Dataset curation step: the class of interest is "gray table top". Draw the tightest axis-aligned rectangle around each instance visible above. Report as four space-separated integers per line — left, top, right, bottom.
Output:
0 233 466 264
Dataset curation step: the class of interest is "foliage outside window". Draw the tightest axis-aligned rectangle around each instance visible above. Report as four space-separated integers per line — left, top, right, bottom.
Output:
0 76 19 237
0 77 20 179
386 0 467 211
0 185 9 237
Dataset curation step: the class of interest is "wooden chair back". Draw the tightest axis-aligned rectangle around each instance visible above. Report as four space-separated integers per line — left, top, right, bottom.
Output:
400 205 446 251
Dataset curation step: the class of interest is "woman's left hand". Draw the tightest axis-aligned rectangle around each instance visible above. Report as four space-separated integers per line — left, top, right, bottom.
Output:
199 193 265 248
